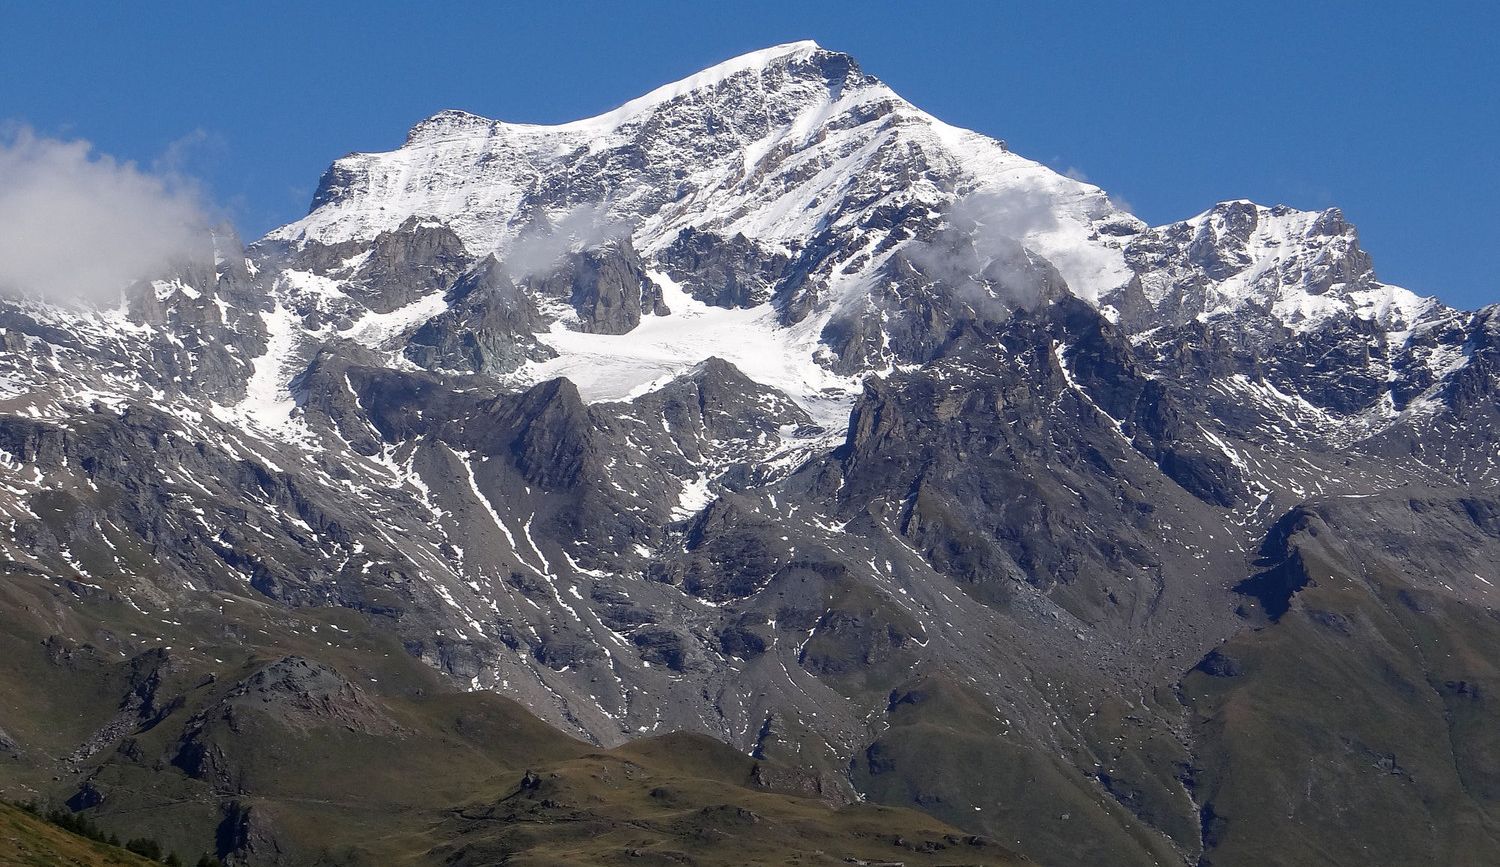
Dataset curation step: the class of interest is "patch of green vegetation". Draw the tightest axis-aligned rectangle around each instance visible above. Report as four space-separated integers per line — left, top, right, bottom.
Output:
0 799 165 866
851 675 1182 867
431 732 1021 866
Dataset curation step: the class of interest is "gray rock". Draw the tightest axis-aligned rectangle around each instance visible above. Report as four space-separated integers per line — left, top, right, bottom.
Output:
525 238 666 334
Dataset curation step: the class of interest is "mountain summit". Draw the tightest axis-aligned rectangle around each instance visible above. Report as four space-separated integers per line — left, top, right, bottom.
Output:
1 42 1498 867
270 40 1131 295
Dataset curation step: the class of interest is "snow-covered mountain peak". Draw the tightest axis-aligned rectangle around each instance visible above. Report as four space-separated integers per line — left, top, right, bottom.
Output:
543 40 830 135
402 109 503 145
245 41 1157 420
246 46 1480 447
265 42 1134 302
400 42 831 149
1121 199 1444 336
398 43 823 137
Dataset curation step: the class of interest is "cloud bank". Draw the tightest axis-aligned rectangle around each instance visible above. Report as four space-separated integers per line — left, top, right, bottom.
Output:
901 188 1067 316
501 203 631 281
0 127 212 303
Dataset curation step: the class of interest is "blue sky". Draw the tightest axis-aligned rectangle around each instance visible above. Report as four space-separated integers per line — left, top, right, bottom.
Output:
3 2 1496 308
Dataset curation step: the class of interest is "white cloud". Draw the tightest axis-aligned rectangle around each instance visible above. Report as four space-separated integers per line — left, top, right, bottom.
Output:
900 188 1067 316
0 126 212 303
501 203 631 281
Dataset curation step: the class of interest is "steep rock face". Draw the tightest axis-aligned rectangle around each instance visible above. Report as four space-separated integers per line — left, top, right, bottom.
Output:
0 231 269 413
524 238 667 334
822 229 1074 373
121 234 269 401
289 340 391 454
819 302 1235 619
619 356 815 486
403 255 553 374
1354 306 1500 488
659 228 789 309
330 217 470 314
1050 299 1245 507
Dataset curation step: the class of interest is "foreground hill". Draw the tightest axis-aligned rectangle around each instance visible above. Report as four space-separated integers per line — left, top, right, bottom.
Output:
0 563 1017 865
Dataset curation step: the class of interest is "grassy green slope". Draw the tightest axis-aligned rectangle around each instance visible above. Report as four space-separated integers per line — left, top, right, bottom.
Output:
0 801 160 867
